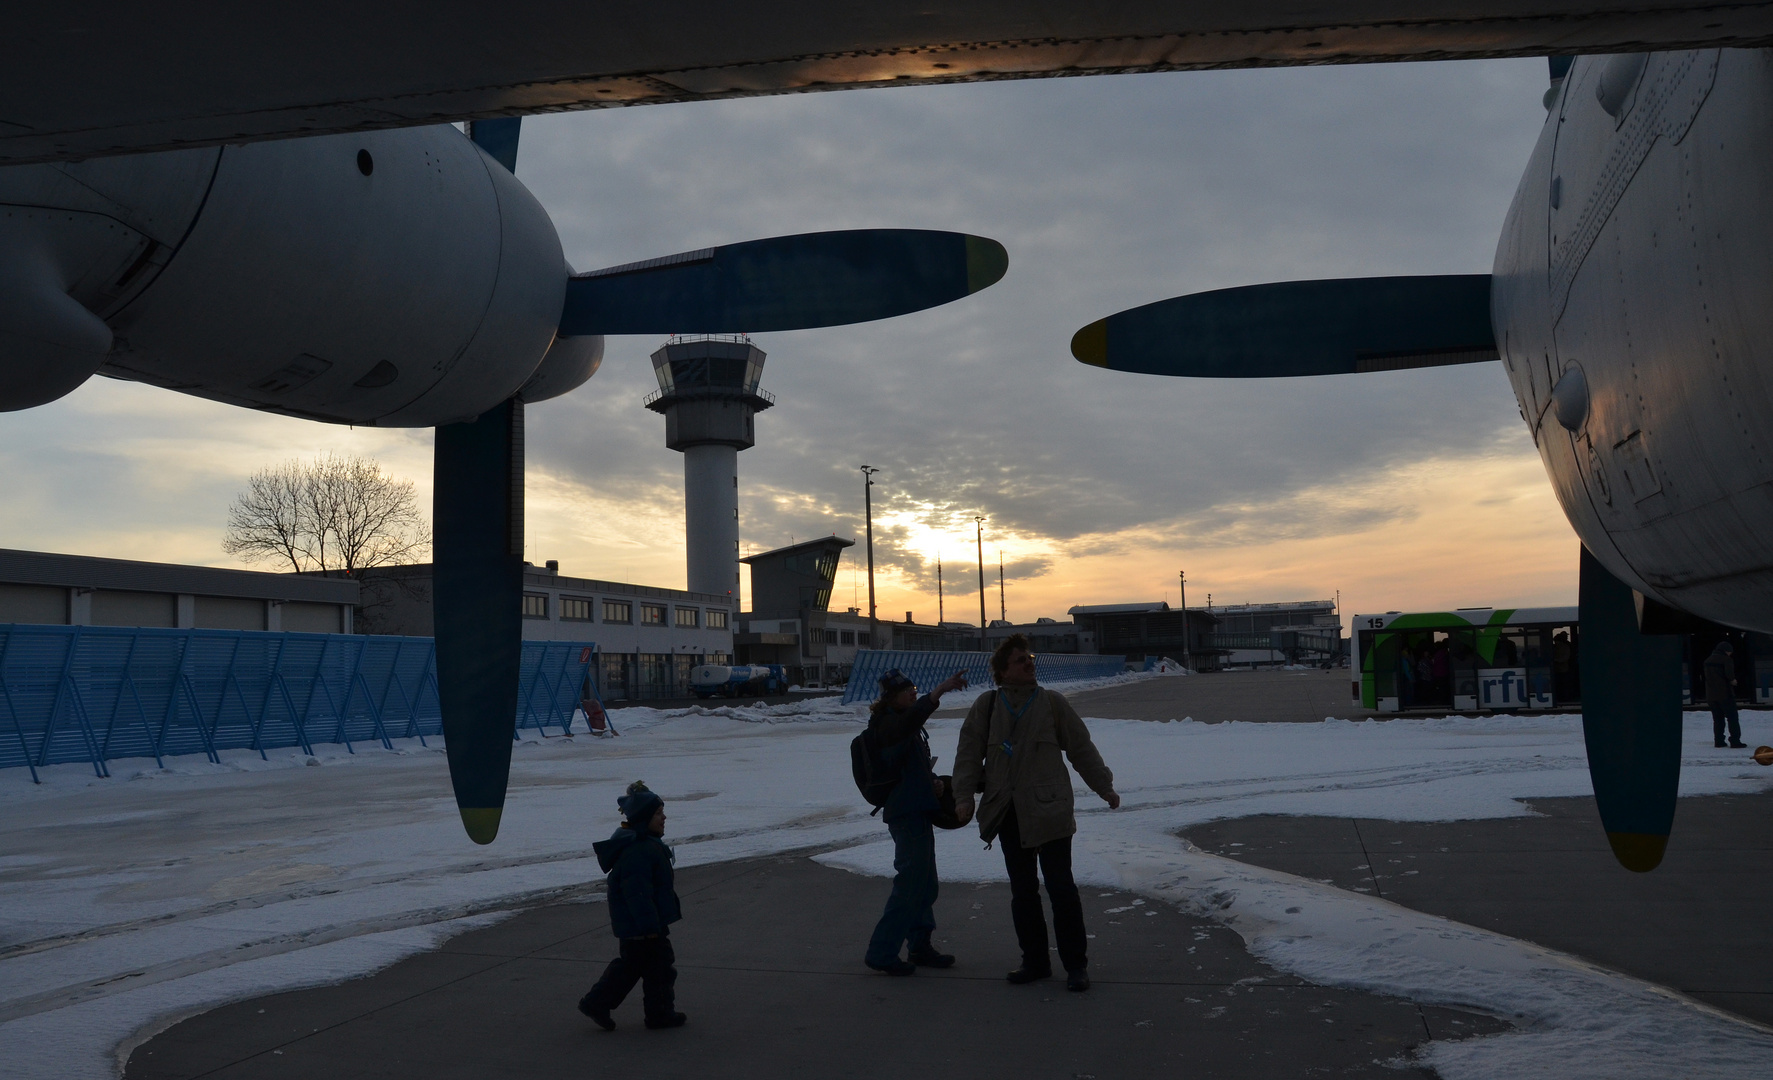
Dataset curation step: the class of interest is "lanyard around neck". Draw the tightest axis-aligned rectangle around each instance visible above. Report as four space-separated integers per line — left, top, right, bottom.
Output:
999 688 1037 722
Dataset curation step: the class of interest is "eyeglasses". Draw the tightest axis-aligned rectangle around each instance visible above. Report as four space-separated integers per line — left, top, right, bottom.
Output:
1013 654 1036 665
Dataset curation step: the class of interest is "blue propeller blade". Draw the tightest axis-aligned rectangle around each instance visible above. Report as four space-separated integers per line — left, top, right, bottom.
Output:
559 229 1008 335
428 116 529 845
1071 275 1496 377
1579 546 1685 872
468 117 522 173
432 398 526 844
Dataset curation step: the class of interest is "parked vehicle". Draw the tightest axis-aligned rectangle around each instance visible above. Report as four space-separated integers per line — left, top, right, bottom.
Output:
690 664 785 698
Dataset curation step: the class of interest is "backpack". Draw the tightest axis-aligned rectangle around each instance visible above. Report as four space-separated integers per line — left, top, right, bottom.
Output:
850 726 901 811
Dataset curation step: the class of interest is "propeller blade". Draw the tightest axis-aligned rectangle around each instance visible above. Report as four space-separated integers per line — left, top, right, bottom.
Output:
467 117 522 173
1070 275 1496 377
1579 545 1685 872
433 398 526 844
559 229 1007 335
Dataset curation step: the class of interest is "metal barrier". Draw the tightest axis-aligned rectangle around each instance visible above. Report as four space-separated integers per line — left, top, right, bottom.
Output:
841 650 1127 704
0 625 594 781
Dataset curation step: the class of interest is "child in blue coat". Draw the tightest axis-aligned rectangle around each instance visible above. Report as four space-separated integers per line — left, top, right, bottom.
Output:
578 781 685 1030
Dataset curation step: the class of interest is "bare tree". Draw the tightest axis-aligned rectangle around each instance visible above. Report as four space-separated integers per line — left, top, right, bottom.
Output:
223 452 430 573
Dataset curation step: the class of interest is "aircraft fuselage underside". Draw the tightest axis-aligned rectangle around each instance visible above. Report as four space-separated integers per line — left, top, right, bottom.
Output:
1495 47 1773 633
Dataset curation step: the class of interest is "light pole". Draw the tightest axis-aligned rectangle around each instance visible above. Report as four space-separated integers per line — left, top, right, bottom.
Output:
975 516 987 652
937 554 944 625
998 550 1006 624
861 465 879 649
1179 570 1192 671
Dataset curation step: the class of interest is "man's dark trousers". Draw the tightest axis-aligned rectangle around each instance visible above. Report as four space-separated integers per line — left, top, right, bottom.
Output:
999 805 1086 973
1713 700 1743 745
866 816 938 965
581 936 676 1020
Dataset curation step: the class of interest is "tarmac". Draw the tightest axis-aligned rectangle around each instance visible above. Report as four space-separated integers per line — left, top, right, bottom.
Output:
1183 790 1773 1026
124 855 1505 1079
936 667 1364 724
121 670 1773 1077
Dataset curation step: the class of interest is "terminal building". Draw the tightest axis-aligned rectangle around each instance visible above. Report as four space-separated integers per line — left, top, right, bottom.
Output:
735 537 974 686
355 561 734 700
1068 602 1220 668
984 617 1096 655
1205 600 1342 667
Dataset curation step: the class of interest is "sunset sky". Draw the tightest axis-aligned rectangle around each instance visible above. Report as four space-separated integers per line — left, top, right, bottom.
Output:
1 57 1581 629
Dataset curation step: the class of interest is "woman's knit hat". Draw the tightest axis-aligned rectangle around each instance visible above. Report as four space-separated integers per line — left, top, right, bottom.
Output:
878 668 914 696
618 780 663 826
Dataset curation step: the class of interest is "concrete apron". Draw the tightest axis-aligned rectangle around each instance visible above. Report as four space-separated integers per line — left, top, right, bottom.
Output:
125 855 1500 1079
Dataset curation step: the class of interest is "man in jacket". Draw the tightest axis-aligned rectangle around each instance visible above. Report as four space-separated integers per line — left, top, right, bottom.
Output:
864 667 968 975
579 782 686 1030
1705 641 1746 749
952 634 1120 991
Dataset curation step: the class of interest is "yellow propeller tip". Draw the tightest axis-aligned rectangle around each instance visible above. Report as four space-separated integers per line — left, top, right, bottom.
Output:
964 235 1008 293
1606 831 1668 873
459 806 503 845
1072 320 1108 367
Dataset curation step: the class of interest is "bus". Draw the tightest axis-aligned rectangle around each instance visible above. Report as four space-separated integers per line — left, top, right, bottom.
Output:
1352 608 1580 712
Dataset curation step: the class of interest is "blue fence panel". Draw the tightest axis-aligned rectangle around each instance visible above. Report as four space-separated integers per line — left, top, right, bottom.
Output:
0 626 594 780
840 650 1128 704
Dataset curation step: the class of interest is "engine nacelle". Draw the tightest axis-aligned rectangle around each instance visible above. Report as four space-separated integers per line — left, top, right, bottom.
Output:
0 125 565 426
517 331 604 404
0 148 222 410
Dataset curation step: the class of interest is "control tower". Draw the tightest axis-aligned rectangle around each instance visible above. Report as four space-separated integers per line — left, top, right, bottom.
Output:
645 336 775 599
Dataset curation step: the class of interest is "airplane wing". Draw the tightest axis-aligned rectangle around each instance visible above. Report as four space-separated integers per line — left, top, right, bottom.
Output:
10 2 1773 165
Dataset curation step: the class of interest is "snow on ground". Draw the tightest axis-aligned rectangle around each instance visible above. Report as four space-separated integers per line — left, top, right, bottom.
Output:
3 696 1772 1078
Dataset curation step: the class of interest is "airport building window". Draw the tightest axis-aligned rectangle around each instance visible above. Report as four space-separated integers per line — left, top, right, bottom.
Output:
706 609 728 629
603 600 632 624
858 632 872 647
560 597 593 622
522 593 548 619
823 629 839 644
675 607 699 628
641 604 666 626
840 630 855 645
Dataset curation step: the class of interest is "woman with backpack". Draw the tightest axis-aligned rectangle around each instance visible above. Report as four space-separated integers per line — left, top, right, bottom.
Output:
862 666 968 975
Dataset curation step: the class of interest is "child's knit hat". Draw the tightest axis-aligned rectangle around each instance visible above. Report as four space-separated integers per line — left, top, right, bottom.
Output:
618 780 663 826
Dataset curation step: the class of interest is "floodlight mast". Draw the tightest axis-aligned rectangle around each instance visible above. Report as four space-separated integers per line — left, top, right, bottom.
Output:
975 516 987 652
1179 570 1192 671
861 465 879 650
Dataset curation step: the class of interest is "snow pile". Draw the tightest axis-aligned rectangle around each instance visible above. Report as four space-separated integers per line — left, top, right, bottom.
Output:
4 703 1773 1078
601 694 865 733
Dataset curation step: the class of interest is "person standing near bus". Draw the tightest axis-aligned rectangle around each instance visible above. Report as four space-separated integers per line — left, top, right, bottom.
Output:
1705 641 1746 749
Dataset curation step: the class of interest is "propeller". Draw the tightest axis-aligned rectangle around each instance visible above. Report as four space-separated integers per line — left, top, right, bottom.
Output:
1070 269 1699 874
433 118 1009 844
1070 275 1495 378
